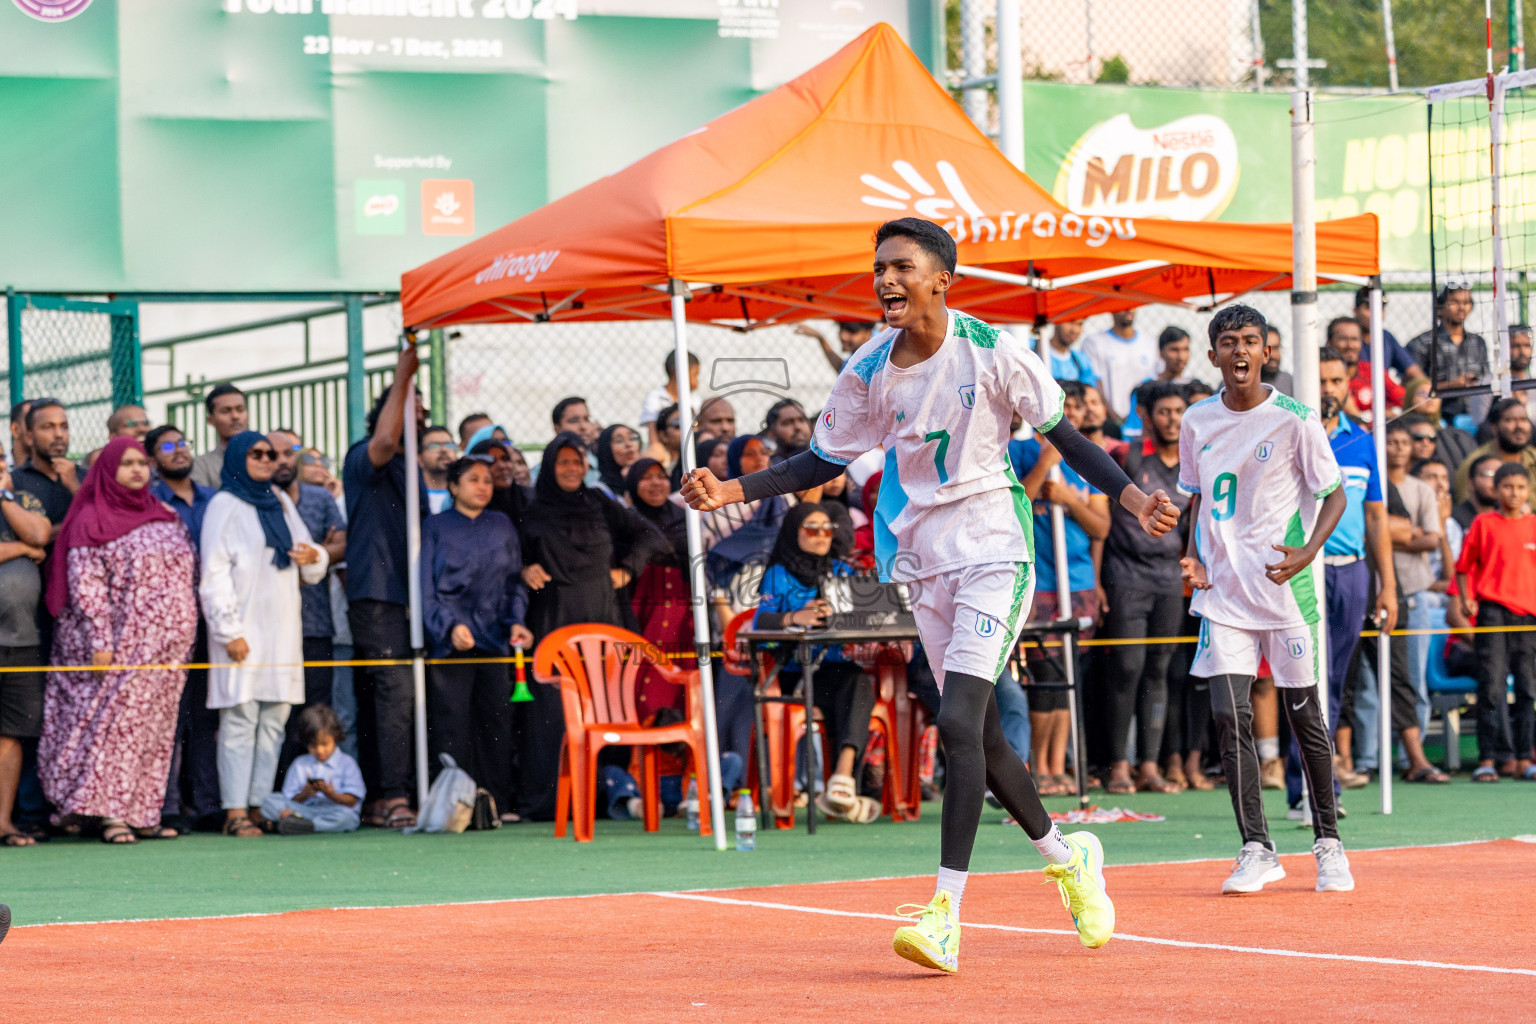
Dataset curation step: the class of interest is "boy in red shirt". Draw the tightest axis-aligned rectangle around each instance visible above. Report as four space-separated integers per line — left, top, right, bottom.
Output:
1455 463 1536 781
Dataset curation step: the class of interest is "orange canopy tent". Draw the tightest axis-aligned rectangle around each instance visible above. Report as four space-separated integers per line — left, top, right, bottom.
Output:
397 24 1383 845
400 23 1379 332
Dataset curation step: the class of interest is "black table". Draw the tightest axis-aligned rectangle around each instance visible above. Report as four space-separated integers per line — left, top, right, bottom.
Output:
738 624 921 834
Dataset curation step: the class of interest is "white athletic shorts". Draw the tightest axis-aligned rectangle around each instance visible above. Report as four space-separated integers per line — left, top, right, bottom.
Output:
909 561 1034 692
1190 617 1321 689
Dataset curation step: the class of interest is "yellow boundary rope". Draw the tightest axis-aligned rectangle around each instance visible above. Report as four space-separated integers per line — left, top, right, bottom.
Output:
1 624 1528 673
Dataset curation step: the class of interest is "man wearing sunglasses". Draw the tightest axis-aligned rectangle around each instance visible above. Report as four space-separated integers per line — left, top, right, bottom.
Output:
107 404 152 442
146 423 222 831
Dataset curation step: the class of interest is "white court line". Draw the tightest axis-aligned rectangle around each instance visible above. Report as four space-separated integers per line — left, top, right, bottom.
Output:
651 891 1536 978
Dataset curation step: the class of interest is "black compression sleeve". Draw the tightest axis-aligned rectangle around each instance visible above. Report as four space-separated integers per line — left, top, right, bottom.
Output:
1044 420 1134 502
736 449 848 503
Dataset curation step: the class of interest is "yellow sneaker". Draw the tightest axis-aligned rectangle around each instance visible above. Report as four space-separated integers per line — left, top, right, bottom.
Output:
1043 831 1115 948
891 890 960 973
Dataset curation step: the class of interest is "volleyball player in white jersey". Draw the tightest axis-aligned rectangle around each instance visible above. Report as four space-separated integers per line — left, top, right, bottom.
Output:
682 218 1180 973
1178 304 1356 895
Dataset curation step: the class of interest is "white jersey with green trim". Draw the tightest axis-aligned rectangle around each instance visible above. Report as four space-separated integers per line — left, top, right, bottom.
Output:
1177 385 1342 630
811 309 1065 582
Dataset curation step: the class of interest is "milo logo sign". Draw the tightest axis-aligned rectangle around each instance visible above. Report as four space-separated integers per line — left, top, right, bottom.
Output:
1054 113 1239 221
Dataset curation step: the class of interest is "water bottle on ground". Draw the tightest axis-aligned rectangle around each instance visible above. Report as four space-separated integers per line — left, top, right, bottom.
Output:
734 789 757 852
684 774 699 831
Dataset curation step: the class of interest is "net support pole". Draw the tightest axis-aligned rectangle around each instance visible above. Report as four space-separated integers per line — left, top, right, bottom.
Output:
959 0 988 129
1048 467 1088 809
1291 88 1328 819
402 340 430 811
1492 74 1513 399
671 279 728 851
995 0 1022 169
1381 0 1400 93
1369 282 1393 816
1250 0 1265 91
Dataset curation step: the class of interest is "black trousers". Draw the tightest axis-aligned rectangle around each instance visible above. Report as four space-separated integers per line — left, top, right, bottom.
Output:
164 625 221 823
278 636 335 781
1208 672 1338 846
1102 586 1184 764
1474 601 1536 764
783 660 876 764
1359 626 1420 739
348 600 415 803
429 653 515 811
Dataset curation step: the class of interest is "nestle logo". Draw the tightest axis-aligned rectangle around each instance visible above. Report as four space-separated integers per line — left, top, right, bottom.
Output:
475 249 559 285
1152 130 1216 151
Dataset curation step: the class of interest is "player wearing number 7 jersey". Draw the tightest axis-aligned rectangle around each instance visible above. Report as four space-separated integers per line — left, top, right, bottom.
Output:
1178 304 1356 896
681 218 1180 973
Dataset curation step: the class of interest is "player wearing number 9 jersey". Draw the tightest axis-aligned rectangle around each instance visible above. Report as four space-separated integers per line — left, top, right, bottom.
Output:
1178 304 1356 898
680 218 1181 973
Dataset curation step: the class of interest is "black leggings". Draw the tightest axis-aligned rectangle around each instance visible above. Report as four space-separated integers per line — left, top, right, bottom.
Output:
1102 587 1184 764
937 672 1052 870
1208 673 1337 846
782 661 876 762
428 654 515 812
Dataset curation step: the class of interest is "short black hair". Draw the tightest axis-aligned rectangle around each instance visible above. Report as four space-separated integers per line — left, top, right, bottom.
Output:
297 703 345 747
875 217 957 274
422 423 452 439
365 388 392 437
457 411 490 437
269 426 301 442
763 398 805 433
1511 323 1533 341
24 397 64 431
1410 457 1451 477
1138 380 1187 412
9 400 29 425
1436 282 1473 306
1057 379 1087 403
204 382 245 416
1318 345 1346 368
551 396 587 428
143 424 181 454
1489 396 1529 425
657 403 680 430
1353 285 1373 308
1207 304 1268 346
1494 462 1530 487
446 454 492 489
1385 418 1413 439
1157 326 1190 350
663 351 700 379
1182 380 1216 402
1326 316 1362 344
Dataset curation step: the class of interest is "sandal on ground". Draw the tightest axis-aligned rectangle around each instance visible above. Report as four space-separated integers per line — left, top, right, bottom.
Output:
846 795 881 824
824 773 859 814
382 799 417 830
1136 771 1181 794
1403 766 1450 784
222 815 263 837
1163 766 1189 790
1471 765 1500 783
0 831 36 848
1105 778 1136 795
53 814 85 838
101 820 138 845
132 825 180 840
361 801 388 828
499 812 522 824
1035 776 1068 797
1185 771 1216 791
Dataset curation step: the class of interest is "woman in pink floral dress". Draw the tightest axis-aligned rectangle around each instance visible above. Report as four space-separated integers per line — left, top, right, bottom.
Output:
39 437 199 844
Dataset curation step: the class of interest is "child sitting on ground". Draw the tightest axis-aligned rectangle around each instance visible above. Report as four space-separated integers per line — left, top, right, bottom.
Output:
260 705 366 834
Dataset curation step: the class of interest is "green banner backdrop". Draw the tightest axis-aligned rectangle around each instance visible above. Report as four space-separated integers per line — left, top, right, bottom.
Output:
1021 83 1436 273
0 0 940 293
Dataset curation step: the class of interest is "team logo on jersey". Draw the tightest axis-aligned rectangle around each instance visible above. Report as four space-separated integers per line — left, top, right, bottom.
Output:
1285 636 1306 660
822 408 834 430
975 613 998 638
895 410 906 423
958 385 976 409
1254 440 1275 462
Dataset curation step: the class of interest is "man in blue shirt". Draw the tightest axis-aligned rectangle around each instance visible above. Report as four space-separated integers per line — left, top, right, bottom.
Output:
1035 320 1098 388
1286 350 1399 808
146 424 221 831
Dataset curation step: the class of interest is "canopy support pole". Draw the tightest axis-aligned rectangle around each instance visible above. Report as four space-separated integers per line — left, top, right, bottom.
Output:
403 337 430 811
671 280 729 851
1369 281 1393 816
1048 468 1087 809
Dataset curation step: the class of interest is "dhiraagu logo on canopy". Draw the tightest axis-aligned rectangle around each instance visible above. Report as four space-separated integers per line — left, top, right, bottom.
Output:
355 179 405 235
1054 113 1240 221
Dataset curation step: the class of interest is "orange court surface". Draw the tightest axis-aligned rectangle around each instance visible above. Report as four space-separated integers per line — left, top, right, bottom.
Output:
5 839 1532 1022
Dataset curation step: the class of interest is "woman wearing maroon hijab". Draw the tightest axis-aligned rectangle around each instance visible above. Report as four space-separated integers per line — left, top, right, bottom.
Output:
38 437 199 844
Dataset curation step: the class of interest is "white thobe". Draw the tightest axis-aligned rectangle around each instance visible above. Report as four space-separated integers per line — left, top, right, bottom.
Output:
200 490 328 709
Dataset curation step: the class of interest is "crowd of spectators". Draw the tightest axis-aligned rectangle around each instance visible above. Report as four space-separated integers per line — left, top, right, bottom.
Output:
2 284 1535 849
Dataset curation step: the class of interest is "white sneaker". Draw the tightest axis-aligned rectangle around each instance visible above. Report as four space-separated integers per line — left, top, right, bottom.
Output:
1313 838 1355 892
1221 841 1286 894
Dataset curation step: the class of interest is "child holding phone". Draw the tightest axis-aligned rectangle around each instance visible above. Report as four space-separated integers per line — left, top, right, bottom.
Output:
260 705 365 834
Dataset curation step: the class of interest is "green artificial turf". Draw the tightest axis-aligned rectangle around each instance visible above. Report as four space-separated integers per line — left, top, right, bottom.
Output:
4 778 1530 927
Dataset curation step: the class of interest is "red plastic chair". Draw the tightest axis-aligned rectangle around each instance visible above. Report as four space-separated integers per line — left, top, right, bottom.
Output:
535 623 714 842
